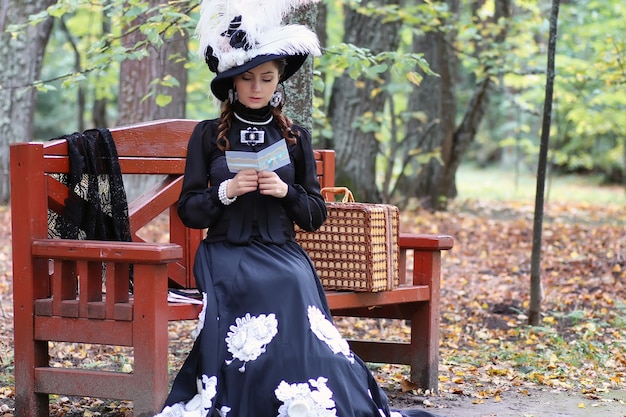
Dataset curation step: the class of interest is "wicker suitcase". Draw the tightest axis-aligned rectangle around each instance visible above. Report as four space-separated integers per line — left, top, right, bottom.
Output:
296 187 399 292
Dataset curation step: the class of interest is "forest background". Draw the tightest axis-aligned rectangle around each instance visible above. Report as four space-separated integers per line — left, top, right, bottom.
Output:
1 0 626 415
1 0 625 209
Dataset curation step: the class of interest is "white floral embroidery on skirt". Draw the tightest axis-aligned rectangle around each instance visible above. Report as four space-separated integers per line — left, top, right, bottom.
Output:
225 312 278 372
275 377 337 417
307 305 354 363
154 374 223 417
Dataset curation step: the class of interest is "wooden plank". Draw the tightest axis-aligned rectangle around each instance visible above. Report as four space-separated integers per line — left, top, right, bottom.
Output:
34 368 137 400
168 302 203 321
399 233 454 251
43 119 197 159
34 316 133 345
325 285 430 311
348 340 411 365
32 239 182 263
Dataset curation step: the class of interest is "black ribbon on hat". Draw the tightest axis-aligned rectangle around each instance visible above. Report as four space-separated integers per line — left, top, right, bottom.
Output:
204 15 253 73
222 16 251 50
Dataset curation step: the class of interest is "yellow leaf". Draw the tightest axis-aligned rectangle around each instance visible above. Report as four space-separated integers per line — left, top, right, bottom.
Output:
578 403 586 408
406 72 422 86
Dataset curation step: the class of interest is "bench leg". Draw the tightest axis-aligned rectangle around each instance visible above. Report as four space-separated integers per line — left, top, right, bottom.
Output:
409 249 443 391
131 265 170 417
14 340 49 417
410 303 439 391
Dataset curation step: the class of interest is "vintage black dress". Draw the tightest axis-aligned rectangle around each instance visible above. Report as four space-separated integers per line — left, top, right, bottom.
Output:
157 104 439 417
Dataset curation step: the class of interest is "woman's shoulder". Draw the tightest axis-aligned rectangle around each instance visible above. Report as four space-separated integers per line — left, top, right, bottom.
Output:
195 118 220 129
190 119 221 139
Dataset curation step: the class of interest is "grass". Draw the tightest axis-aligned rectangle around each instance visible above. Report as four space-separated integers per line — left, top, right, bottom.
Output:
456 163 626 205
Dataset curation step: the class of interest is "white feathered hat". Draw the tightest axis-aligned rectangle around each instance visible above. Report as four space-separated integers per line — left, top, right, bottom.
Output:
196 0 322 101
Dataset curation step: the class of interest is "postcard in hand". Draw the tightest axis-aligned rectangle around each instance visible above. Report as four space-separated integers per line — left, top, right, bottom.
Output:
226 139 290 173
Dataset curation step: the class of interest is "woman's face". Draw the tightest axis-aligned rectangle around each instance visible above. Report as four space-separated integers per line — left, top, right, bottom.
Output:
233 61 281 109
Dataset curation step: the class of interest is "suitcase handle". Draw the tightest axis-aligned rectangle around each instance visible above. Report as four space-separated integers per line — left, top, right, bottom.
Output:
321 187 355 203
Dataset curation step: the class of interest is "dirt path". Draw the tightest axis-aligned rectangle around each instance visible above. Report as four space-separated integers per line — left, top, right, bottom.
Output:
391 388 626 417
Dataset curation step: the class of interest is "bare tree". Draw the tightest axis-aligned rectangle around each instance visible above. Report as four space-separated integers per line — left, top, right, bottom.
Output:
0 0 55 204
529 0 561 326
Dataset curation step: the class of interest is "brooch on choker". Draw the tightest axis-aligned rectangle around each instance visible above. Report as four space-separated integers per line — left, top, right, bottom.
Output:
240 127 265 146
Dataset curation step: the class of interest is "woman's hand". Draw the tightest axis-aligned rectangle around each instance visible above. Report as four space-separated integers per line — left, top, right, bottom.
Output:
228 169 259 197
257 170 288 198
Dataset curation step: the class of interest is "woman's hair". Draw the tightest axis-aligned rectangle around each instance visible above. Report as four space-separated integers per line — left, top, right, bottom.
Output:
216 59 300 152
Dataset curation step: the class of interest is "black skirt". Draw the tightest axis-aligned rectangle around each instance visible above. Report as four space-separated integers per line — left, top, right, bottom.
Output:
159 239 440 417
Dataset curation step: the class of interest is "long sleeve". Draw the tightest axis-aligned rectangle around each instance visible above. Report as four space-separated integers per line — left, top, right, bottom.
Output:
177 120 226 230
281 126 327 232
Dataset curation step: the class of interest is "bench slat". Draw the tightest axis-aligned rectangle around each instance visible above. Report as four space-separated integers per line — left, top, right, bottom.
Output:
34 316 134 345
32 239 182 263
34 368 137 399
326 285 430 311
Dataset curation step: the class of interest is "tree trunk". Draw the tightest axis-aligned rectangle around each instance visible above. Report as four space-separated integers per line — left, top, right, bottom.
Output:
403 0 511 210
431 0 511 210
529 0 560 326
116 0 189 198
328 0 405 202
398 22 458 209
92 10 112 128
284 3 318 132
0 0 55 204
117 0 188 125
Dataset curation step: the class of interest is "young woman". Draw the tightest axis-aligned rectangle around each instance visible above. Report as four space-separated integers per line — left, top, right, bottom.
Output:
156 1 441 416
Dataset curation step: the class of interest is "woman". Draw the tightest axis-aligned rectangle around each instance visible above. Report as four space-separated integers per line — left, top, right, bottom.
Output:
157 1 441 416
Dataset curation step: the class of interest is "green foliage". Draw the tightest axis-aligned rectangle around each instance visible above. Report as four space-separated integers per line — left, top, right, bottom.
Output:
13 0 626 188
14 0 200 135
481 0 626 183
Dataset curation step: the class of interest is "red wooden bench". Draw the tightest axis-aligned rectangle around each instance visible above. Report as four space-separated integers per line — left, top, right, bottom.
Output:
10 119 453 417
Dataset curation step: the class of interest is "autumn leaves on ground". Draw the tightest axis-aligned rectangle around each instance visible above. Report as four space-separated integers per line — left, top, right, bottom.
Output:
0 199 625 416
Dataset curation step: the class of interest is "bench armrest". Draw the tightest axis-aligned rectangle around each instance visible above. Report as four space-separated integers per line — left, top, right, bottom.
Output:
31 239 182 263
398 233 453 287
399 233 454 251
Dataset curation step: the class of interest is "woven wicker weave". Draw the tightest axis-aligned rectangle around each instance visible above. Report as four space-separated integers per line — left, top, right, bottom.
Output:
296 187 399 292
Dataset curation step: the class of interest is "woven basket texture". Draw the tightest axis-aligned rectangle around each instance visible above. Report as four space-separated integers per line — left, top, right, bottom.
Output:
296 202 399 292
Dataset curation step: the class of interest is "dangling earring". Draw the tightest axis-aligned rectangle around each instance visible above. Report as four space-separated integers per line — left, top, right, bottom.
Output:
228 88 238 104
269 91 283 108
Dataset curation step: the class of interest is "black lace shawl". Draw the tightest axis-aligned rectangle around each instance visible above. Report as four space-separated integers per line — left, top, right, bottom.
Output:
48 128 132 243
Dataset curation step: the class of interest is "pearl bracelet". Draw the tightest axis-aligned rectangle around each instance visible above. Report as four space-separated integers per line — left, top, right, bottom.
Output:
218 179 237 205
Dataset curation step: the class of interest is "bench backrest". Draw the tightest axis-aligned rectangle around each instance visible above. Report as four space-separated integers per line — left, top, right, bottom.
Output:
10 119 335 290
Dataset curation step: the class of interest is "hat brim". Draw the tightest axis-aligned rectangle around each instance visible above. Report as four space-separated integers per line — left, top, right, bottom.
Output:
210 54 308 102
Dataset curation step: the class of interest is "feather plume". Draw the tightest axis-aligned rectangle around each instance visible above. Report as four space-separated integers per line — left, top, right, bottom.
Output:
196 0 320 72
